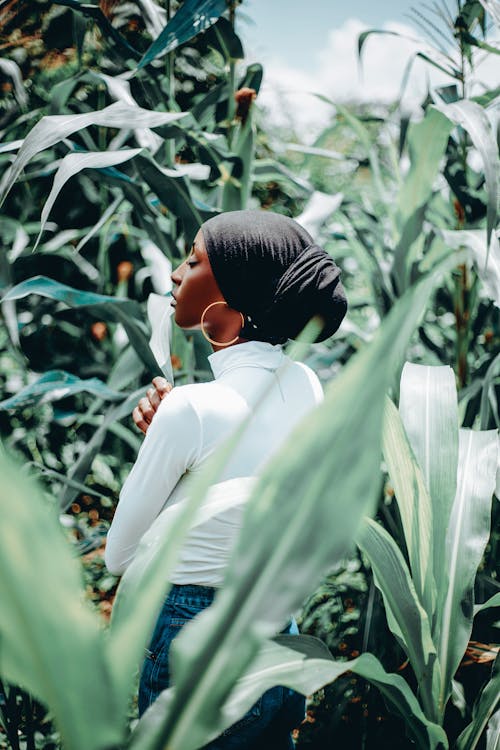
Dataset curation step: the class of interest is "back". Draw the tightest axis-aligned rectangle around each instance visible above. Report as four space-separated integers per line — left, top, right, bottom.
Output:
105 341 324 581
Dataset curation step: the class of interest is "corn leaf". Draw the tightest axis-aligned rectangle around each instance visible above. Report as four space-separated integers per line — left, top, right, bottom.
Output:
136 153 218 239
135 636 447 750
136 0 227 71
0 370 123 411
434 99 500 247
382 397 435 616
474 592 500 617
2 275 162 377
392 109 452 292
438 428 498 715
441 229 500 307
398 362 459 637
58 388 145 511
396 108 452 229
457 654 500 750
33 148 143 251
356 517 436 695
0 101 189 208
0 451 124 750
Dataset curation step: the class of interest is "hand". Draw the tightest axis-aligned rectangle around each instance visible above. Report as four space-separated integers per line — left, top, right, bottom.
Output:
132 377 173 435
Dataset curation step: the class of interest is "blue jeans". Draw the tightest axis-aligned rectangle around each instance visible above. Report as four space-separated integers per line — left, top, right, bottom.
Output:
138 584 306 749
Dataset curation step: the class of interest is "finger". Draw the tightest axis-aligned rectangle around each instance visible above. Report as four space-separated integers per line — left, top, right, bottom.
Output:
132 406 149 435
147 387 161 410
138 397 155 424
152 377 173 399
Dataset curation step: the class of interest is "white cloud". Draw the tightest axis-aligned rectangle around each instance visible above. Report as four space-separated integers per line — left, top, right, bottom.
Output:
249 17 500 142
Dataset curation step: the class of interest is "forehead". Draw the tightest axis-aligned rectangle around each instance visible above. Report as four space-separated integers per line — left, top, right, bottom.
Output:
193 229 207 256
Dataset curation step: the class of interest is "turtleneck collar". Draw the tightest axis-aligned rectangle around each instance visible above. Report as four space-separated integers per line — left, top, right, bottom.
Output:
207 340 285 380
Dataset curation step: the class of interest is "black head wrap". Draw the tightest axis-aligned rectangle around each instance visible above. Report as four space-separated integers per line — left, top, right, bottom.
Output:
200 210 347 344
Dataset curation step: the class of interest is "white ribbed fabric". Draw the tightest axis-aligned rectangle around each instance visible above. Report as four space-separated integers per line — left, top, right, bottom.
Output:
104 340 324 584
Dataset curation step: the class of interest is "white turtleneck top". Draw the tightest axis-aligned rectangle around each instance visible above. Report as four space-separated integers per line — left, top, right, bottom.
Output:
104 340 324 584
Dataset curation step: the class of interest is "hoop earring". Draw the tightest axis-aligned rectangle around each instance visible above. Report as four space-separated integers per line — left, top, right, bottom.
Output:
200 300 245 346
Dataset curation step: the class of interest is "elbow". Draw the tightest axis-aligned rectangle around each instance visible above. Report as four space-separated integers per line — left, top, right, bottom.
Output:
104 533 127 577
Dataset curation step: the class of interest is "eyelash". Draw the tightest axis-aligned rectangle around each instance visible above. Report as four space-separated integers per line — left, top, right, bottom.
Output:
187 260 198 267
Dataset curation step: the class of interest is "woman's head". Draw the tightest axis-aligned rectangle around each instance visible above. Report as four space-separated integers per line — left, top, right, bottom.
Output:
170 210 347 347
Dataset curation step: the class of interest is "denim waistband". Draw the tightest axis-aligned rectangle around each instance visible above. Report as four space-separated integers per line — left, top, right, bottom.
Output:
167 583 217 600
166 584 293 633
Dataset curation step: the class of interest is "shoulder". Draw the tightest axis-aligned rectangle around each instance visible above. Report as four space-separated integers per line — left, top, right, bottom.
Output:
292 360 325 404
151 382 204 427
154 380 223 423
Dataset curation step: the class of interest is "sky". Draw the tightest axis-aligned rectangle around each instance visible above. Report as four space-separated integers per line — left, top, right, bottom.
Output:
236 0 499 140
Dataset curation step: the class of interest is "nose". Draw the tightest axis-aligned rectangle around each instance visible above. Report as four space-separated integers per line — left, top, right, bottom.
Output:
170 260 185 288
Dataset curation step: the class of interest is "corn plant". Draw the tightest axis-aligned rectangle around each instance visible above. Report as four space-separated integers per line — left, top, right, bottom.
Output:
357 362 499 747
287 0 499 398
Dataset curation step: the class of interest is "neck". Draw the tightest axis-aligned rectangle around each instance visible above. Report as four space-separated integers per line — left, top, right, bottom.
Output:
211 336 250 353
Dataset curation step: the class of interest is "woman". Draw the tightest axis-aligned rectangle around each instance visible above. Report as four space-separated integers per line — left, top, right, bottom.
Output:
105 210 347 748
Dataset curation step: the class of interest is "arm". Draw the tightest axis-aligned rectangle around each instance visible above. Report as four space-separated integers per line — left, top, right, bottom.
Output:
104 386 202 575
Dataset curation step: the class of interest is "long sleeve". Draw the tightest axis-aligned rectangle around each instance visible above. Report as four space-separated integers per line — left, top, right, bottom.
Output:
104 387 202 575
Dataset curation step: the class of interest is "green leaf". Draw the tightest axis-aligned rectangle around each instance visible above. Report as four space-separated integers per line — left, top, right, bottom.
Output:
33 148 142 251
474 592 500 616
457 654 500 749
134 637 447 750
52 0 140 60
58 388 144 511
357 28 460 80
356 518 436 702
358 29 406 60
0 370 123 410
396 107 451 225
222 112 255 211
438 428 498 715
479 0 500 29
0 102 189 208
136 0 227 71
480 352 500 430
0 451 124 750
441 229 500 307
398 362 459 639
136 153 217 239
335 103 387 202
204 17 244 60
252 159 312 198
2 276 162 376
382 397 436 619
433 99 500 246
128 271 443 750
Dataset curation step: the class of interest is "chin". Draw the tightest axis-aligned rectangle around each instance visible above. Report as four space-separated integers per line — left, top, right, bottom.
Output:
173 309 200 331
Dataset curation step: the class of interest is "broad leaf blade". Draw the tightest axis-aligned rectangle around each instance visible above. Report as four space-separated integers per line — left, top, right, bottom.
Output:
382 397 435 617
396 107 452 228
434 99 500 246
457 654 500 750
59 388 145 510
356 517 436 691
2 276 161 376
0 370 123 410
136 0 227 70
399 362 459 634
0 452 124 750
0 101 189 208
438 429 498 714
441 229 500 307
33 148 142 251
133 637 447 750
